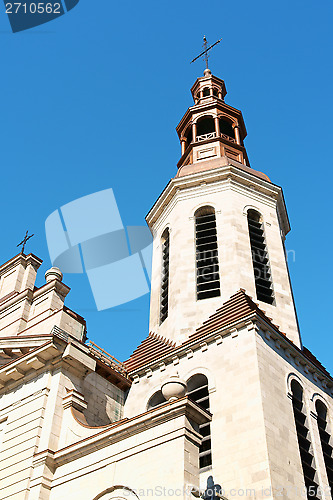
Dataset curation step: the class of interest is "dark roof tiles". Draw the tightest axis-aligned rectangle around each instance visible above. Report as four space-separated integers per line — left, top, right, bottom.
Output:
124 332 176 372
124 290 331 384
124 290 280 372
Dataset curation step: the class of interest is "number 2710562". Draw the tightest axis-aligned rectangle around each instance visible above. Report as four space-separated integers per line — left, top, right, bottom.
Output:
5 3 61 14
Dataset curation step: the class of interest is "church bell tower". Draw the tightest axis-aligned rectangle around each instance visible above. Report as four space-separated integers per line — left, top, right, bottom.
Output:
177 68 249 168
147 67 301 348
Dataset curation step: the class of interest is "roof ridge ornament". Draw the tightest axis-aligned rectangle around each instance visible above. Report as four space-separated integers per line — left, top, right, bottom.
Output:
190 36 222 72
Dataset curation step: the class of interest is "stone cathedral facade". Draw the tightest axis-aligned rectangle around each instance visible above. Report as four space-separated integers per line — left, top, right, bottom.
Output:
0 69 332 500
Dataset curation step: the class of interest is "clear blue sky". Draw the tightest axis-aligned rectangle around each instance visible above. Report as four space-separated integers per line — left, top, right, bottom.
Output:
0 0 332 372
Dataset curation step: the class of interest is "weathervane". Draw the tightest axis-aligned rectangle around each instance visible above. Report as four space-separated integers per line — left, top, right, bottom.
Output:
17 230 34 254
191 36 222 70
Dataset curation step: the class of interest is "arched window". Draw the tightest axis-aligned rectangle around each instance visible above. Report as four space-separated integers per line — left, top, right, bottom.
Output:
92 486 140 500
187 374 212 470
291 380 319 498
147 390 166 410
219 118 235 139
196 116 215 139
213 88 218 97
247 209 274 305
160 229 170 324
202 87 210 97
315 400 333 492
195 206 221 300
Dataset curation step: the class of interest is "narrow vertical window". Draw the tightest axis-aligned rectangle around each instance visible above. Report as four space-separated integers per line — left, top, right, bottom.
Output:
187 374 212 470
291 380 319 498
315 400 333 492
195 207 221 300
247 209 274 305
160 229 170 324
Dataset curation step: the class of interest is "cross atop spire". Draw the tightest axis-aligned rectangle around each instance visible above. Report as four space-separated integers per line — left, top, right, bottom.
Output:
17 230 34 255
191 36 222 70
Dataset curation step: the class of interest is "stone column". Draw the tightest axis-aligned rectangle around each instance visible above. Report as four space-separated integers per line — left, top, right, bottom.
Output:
215 117 220 137
180 138 186 156
234 125 241 145
192 122 197 142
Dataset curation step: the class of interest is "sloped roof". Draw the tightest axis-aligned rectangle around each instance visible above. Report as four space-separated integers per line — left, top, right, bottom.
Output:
183 289 282 345
124 290 281 372
124 333 176 372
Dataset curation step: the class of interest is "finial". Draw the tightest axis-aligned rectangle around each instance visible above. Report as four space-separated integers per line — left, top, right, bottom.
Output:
45 267 63 283
190 36 223 71
161 374 187 402
17 230 34 255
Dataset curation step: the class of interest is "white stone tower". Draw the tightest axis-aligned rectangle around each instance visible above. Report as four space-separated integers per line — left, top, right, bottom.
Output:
124 67 333 500
148 68 300 347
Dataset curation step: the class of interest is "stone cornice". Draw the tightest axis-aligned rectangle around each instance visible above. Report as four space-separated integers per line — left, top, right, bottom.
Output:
0 279 70 315
0 332 96 391
146 162 290 235
0 328 130 391
0 340 63 389
0 253 42 275
50 397 211 466
33 279 71 301
0 287 33 313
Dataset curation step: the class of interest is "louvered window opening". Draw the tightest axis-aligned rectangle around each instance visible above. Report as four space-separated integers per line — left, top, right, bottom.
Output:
195 212 221 300
291 382 320 499
316 401 333 493
160 232 170 324
247 214 274 305
187 382 212 470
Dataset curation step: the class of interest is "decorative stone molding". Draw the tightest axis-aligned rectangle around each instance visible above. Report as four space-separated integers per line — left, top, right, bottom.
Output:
275 339 281 350
246 321 259 334
62 389 87 411
26 356 45 370
6 366 24 381
200 342 208 352
31 449 56 489
230 328 238 338
55 397 211 466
